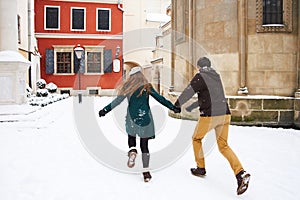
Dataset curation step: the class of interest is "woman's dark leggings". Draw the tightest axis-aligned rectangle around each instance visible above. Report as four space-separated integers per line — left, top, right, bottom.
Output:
128 135 150 168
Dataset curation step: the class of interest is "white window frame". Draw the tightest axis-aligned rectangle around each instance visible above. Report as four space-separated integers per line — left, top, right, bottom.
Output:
70 7 86 31
84 46 105 75
53 45 75 75
44 5 60 30
96 8 111 32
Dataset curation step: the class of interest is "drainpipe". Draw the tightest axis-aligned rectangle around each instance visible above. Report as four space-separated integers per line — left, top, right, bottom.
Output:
296 0 300 97
117 0 124 12
294 0 300 128
170 1 175 89
237 0 248 95
28 0 33 88
188 0 195 80
117 0 124 79
28 0 32 57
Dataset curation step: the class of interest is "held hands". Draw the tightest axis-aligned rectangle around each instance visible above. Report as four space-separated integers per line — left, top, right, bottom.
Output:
172 100 181 113
172 106 181 113
98 108 108 117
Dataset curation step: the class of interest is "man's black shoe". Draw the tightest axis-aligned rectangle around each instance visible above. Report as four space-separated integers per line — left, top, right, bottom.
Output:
191 167 206 177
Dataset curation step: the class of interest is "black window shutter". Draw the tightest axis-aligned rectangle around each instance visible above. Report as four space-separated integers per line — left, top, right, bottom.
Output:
104 49 112 73
45 49 54 74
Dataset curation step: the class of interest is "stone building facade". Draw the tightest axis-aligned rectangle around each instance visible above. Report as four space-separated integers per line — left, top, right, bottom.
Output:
168 0 300 128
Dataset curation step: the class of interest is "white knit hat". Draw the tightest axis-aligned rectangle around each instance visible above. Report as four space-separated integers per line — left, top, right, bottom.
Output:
129 66 142 76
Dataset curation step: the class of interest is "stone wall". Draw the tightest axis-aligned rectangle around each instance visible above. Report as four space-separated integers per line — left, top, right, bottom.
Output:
228 96 295 128
294 98 300 128
171 0 299 96
169 0 300 129
168 93 300 129
246 0 299 96
193 0 240 95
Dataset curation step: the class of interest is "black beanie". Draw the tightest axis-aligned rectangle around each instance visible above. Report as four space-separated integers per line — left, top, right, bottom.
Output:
197 57 211 68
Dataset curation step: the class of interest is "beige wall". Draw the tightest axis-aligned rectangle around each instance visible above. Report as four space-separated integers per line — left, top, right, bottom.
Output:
123 0 171 69
246 0 298 96
152 21 173 94
172 0 240 94
172 0 299 97
17 0 29 53
194 0 239 95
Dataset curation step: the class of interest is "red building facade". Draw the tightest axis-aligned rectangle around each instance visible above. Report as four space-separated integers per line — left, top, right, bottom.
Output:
35 0 123 94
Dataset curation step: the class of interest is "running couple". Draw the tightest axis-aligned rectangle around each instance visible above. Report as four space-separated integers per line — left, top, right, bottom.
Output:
98 57 250 195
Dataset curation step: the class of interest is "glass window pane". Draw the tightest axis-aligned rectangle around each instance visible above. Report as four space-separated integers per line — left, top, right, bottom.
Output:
97 9 110 30
46 7 59 29
72 8 85 30
57 52 71 73
263 0 283 24
87 52 101 73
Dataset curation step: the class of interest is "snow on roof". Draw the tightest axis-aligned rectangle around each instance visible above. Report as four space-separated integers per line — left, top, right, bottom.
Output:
0 50 30 64
146 13 171 23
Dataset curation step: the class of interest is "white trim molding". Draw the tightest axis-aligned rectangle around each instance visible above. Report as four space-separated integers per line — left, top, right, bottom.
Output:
35 33 123 39
52 0 122 4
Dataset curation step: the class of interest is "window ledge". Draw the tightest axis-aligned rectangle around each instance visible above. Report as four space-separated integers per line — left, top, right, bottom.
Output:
96 30 111 32
84 73 104 75
71 29 86 32
54 73 75 75
262 24 285 27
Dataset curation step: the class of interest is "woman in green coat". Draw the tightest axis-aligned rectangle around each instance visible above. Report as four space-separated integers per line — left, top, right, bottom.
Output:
98 66 180 182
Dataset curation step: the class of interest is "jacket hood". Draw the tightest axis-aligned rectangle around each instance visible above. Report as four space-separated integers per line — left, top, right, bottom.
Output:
199 67 220 81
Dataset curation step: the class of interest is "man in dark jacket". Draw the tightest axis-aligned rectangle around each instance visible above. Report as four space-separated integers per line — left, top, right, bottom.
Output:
175 57 250 195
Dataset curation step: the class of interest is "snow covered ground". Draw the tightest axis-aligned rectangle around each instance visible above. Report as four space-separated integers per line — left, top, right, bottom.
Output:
1 96 300 200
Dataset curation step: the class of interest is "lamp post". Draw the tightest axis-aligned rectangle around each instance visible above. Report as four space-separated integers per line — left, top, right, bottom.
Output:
113 45 121 73
74 44 84 103
115 45 120 58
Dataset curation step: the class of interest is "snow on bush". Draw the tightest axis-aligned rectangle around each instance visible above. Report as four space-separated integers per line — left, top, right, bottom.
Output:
27 80 69 107
28 93 69 107
26 84 33 97
46 82 57 93
36 79 46 89
36 88 49 97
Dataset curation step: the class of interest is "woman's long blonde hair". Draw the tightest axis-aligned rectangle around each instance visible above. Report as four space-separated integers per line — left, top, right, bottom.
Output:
116 71 152 97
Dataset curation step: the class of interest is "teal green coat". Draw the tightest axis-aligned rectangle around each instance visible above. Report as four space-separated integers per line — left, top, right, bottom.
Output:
103 85 175 139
